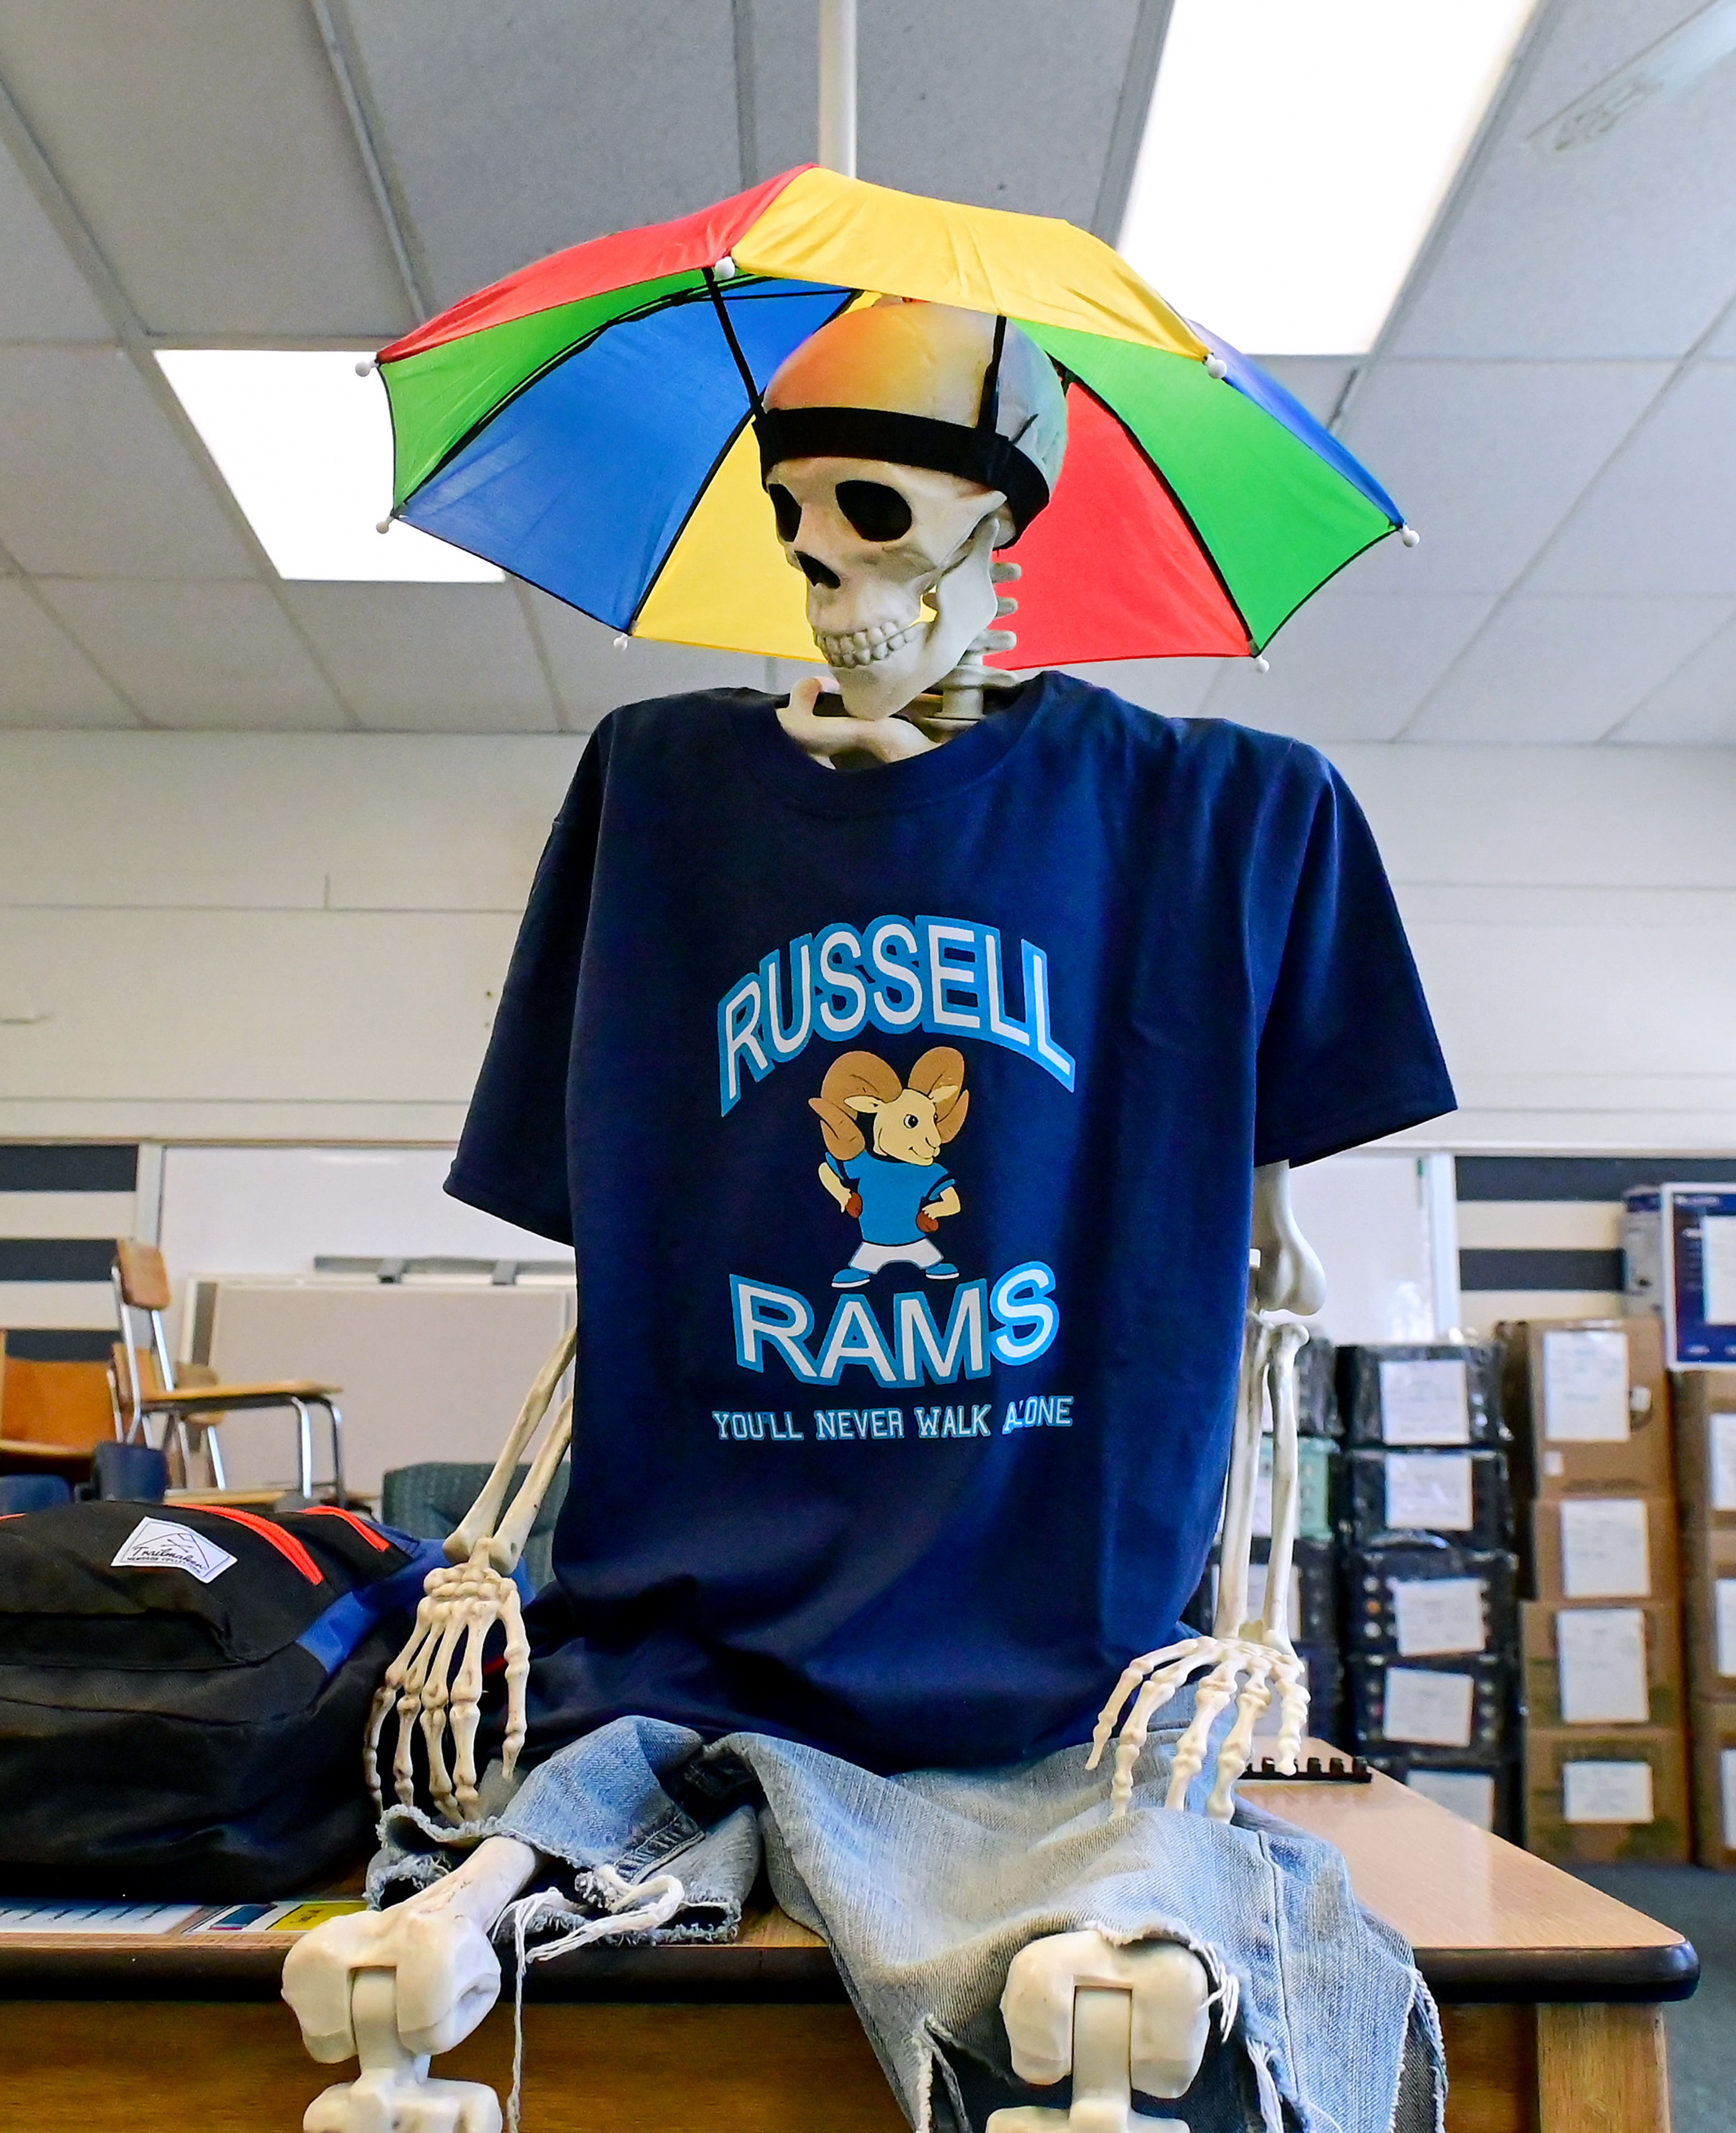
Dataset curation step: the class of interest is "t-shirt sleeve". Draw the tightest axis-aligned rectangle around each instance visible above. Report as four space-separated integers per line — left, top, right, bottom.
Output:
444 726 611 1243
1254 750 1455 1168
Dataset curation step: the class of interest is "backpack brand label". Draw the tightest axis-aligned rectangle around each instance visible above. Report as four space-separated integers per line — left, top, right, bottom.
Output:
111 1517 237 1585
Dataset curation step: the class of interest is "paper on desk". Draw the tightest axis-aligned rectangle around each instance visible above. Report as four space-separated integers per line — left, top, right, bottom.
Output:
0 1900 199 1936
1703 1215 1736 1326
1392 1575 1486 1657
1562 1760 1654 1825
1712 1411 1736 1513
1559 1497 1651 1598
1556 1607 1648 1724
1542 1329 1630 1443
1384 1452 1474 1532
187 1898 366 1934
1378 1358 1470 1446
1404 1769 1496 1830
1382 1665 1475 1747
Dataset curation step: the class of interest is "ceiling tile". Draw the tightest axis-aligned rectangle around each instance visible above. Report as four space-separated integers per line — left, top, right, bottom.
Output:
1608 614 1736 744
1060 658 1223 720
38 580 348 729
1406 594 1735 743
1337 360 1668 594
749 0 1141 222
1392 1 1736 358
522 587 791 732
0 346 253 576
0 0 410 337
1528 361 1736 596
346 0 744 311
0 138 109 340
1199 591 1497 742
283 584 559 732
0 581 134 726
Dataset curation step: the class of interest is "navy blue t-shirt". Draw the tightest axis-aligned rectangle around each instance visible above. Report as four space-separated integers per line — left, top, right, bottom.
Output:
448 674 1453 1773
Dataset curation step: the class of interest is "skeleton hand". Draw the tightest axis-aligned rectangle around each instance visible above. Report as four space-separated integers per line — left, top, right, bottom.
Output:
366 1542 530 1825
1086 1632 1307 1823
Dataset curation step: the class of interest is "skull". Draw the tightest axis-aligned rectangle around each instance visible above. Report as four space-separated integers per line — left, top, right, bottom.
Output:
766 457 1009 720
757 301 1067 723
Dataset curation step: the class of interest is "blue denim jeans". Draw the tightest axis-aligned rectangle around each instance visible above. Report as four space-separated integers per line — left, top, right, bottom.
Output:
373 1692 1444 2133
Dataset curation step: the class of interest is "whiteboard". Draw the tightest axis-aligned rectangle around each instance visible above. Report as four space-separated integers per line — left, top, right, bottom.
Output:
1288 1151 1445 1344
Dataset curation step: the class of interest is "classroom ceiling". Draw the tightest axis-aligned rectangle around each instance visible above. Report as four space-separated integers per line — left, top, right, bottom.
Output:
0 0 1731 744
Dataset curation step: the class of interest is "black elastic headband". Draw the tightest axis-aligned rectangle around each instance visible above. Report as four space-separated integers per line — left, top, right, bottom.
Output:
754 405 1050 536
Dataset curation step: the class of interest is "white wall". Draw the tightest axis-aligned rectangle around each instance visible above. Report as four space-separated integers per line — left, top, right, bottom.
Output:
0 728 1732 1150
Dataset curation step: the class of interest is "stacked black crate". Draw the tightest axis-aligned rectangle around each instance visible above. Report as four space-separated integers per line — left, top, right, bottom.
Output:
1338 1344 1523 1834
1185 1330 1344 1744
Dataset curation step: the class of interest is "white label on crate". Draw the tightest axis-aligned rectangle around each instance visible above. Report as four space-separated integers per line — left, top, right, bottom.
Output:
1716 1582 1736 1678
1404 1769 1497 1830
1559 1498 1651 1599
1703 1215 1736 1326
1712 1411 1736 1513
1722 1750 1736 1849
1562 1761 1654 1826
1555 1608 1648 1725
1392 1577 1486 1657
1384 1452 1474 1532
110 1517 236 1584
1378 1358 1470 1446
1382 1667 1476 1747
1541 1330 1631 1443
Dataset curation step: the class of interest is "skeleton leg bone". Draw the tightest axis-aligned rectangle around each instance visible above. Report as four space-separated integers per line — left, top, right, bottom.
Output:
990 1930 1218 2132
286 1836 539 2133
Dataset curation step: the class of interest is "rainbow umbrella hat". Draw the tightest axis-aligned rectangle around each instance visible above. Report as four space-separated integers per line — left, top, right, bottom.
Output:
374 164 1410 672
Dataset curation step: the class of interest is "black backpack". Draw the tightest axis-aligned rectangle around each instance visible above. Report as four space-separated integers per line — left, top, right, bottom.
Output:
0 1499 440 1900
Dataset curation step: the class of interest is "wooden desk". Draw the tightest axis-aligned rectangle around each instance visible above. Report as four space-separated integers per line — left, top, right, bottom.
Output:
1 1762 1696 2133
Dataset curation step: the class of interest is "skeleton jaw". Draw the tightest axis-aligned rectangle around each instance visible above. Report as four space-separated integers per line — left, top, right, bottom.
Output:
814 617 926 669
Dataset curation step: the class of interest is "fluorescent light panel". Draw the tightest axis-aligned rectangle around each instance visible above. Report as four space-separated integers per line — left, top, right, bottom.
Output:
1119 0 1536 355
156 350 501 582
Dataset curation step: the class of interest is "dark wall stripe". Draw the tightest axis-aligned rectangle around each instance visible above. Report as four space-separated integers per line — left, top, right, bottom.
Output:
0 1238 116 1283
1460 1248 1625 1292
1457 1155 1736 1202
0 1145 138 1193
2 1329 115 1364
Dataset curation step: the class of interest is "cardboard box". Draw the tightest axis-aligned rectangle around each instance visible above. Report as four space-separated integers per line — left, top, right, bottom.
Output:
1672 1368 1736 1528
1681 1525 1736 1697
1521 1598 1684 1730
1689 1698 1736 1869
1499 1316 1671 1500
1524 1724 1690 1864
1529 1493 1679 1603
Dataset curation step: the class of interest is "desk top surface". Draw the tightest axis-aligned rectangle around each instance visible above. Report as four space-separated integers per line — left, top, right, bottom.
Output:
0 1750 1696 2005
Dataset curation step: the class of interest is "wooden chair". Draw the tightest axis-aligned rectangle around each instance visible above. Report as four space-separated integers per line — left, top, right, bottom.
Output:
0 1332 107 1487
111 1240 347 1501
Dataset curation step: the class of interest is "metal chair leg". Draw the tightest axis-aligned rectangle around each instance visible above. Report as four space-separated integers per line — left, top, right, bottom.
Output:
323 1401 346 1504
292 1398 314 1500
205 1424 227 1490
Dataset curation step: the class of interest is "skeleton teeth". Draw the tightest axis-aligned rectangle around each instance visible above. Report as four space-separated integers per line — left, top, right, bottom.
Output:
816 620 923 668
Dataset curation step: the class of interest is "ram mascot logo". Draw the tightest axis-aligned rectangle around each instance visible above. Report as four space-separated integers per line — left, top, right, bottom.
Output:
810 1046 969 1290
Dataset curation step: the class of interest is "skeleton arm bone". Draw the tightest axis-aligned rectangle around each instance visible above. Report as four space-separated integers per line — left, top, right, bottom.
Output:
444 1325 576 1571
1089 1163 1317 1820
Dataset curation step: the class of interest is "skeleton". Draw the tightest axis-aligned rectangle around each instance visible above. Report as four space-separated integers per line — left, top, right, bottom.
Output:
366 1326 575 1825
285 297 1328 2133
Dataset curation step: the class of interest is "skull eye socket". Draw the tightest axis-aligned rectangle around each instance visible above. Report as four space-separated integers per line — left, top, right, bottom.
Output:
768 484 801 544
836 481 913 542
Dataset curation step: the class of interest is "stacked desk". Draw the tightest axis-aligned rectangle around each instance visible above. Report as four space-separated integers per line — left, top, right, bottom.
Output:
2 1762 1696 2132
